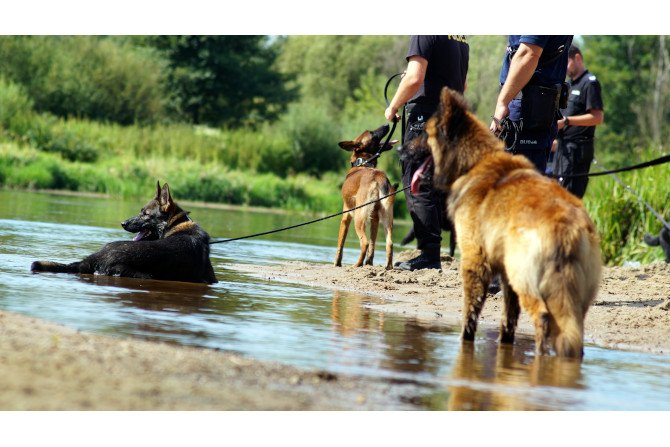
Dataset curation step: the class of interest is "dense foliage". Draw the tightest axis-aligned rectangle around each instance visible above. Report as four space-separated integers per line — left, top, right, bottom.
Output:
141 36 296 127
0 35 669 264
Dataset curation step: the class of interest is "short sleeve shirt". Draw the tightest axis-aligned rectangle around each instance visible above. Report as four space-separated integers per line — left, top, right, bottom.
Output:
561 70 604 140
406 35 469 107
499 35 572 87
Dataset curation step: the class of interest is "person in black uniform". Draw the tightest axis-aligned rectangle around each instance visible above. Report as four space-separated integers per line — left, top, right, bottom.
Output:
490 35 573 172
385 35 469 271
553 44 604 198
488 35 572 295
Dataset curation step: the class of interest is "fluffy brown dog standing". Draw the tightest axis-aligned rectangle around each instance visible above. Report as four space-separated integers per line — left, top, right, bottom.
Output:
420 88 601 358
334 124 398 270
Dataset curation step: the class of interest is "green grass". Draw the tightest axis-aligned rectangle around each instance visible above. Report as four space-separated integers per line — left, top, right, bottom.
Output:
0 142 343 213
583 146 670 265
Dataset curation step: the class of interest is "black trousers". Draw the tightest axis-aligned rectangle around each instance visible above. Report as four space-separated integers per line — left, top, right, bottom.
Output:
553 139 594 198
401 104 443 253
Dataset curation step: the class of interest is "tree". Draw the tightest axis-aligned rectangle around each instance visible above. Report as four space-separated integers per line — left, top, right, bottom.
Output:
583 35 670 154
146 36 296 127
276 36 407 111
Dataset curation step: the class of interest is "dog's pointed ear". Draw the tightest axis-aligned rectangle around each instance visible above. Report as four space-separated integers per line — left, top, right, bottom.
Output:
338 141 361 151
439 87 468 137
159 183 174 209
379 139 399 152
155 181 161 199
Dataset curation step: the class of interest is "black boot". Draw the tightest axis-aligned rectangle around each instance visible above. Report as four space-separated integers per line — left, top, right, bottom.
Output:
395 247 441 271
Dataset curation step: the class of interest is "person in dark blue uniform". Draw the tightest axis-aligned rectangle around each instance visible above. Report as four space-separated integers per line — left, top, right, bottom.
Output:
490 35 573 172
385 35 469 271
553 44 604 198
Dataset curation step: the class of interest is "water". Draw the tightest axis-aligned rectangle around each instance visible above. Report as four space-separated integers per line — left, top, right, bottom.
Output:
1 189 670 410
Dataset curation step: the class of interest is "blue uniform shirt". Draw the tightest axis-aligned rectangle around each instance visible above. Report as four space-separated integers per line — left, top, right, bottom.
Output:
499 35 572 87
499 35 573 170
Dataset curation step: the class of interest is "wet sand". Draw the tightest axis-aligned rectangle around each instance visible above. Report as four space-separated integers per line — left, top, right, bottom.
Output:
1 250 669 410
0 310 421 410
236 251 670 354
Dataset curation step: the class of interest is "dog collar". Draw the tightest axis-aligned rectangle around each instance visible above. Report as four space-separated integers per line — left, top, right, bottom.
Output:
351 157 377 168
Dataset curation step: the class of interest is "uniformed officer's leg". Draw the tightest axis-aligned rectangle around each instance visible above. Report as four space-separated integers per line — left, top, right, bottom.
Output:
503 118 553 173
570 140 595 198
554 139 576 192
518 147 551 172
396 150 442 271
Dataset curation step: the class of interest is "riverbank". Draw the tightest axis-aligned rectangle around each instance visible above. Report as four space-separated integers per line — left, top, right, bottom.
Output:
2 250 669 411
234 251 670 355
0 309 420 410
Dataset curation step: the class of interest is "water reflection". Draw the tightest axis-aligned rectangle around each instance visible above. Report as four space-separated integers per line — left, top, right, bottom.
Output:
431 340 584 410
81 275 213 313
330 290 447 377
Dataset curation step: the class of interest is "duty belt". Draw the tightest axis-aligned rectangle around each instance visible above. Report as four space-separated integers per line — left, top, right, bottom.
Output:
513 83 561 101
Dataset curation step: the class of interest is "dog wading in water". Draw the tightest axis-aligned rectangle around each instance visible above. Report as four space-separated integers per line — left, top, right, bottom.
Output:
414 88 601 358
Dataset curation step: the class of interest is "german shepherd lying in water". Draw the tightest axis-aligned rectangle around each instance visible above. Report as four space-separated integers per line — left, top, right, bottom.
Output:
334 124 398 269
31 182 217 284
411 88 601 358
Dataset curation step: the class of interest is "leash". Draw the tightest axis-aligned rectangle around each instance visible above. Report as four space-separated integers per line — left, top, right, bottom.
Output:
209 185 410 244
591 158 670 230
384 71 407 154
554 153 670 179
491 115 521 153
361 120 397 167
210 73 412 245
360 72 407 167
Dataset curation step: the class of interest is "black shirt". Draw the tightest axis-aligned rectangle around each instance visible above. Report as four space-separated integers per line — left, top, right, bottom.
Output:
561 69 604 141
406 35 469 108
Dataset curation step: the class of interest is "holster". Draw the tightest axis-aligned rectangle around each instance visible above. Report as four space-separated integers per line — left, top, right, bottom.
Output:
516 84 561 131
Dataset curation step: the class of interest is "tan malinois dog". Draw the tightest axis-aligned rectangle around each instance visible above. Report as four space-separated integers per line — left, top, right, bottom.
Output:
414 88 601 358
334 124 398 270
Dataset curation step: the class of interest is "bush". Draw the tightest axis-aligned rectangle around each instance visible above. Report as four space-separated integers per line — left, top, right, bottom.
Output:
274 99 343 177
0 36 167 125
22 115 100 163
0 76 34 133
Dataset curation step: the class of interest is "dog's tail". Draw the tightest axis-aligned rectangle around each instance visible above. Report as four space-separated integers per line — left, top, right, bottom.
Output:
31 261 80 274
380 181 397 205
543 229 601 358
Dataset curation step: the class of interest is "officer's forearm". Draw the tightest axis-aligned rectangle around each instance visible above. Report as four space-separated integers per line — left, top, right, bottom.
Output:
390 75 422 111
389 57 427 113
496 43 542 109
565 109 604 127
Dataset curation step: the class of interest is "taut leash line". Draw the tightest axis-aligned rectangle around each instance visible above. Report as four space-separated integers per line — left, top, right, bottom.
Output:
210 185 410 244
553 153 670 179
591 159 670 230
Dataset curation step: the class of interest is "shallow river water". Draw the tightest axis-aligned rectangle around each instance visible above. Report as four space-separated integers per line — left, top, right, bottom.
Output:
1 190 669 410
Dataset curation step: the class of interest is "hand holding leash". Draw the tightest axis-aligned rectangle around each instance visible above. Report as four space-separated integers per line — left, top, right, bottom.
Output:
489 102 509 135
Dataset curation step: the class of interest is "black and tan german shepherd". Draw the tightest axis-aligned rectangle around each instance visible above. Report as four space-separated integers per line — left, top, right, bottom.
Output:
31 182 217 284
